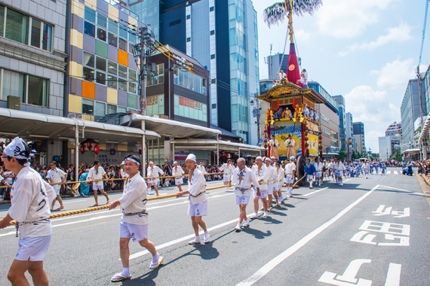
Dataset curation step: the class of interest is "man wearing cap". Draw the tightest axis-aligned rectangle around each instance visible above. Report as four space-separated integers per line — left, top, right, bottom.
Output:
304 159 316 189
109 154 163 282
251 156 269 218
176 154 210 245
219 159 235 191
46 161 66 211
284 156 296 197
147 161 164 196
0 137 56 286
87 160 110 206
231 157 259 231
171 161 185 192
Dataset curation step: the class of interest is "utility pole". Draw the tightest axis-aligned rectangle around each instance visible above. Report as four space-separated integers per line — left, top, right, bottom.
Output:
133 25 154 176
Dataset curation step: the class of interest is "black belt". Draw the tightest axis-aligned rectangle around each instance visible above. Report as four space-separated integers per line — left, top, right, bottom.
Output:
235 188 250 194
189 191 206 198
123 211 148 217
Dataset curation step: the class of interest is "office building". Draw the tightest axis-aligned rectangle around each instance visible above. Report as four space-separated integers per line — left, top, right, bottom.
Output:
385 122 402 137
333 95 346 151
147 0 259 144
400 79 427 152
353 122 366 154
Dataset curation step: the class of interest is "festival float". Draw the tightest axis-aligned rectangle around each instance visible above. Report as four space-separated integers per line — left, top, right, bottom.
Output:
260 0 325 183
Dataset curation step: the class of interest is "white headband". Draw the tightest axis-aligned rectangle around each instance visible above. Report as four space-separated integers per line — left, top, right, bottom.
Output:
124 157 140 165
3 137 31 160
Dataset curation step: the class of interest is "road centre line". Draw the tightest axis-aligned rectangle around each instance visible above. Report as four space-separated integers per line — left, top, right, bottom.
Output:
235 184 380 286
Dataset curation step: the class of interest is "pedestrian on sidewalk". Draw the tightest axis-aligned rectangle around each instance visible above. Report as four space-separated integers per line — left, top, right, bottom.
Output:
231 157 259 231
219 159 235 191
46 161 66 211
109 154 163 282
175 154 210 245
0 137 56 286
147 162 164 196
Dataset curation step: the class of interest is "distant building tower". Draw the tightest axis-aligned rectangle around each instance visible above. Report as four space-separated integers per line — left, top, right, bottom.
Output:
385 121 402 137
353 122 366 154
333 95 346 151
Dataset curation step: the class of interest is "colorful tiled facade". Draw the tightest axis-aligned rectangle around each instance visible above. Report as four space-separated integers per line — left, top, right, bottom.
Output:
66 0 141 120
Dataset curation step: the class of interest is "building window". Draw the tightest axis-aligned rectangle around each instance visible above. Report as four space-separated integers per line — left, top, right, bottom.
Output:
186 37 191 42
147 63 164 87
117 106 126 113
30 19 41 48
128 69 137 93
107 75 117 89
174 69 206 95
118 64 128 91
119 25 127 39
210 6 214 12
96 57 106 72
1 69 49 107
210 30 215 35
0 5 4 37
84 21 95 37
186 15 191 20
211 79 216 84
97 13 107 28
5 8 28 44
84 6 96 23
108 18 117 34
212 104 216 109
1 6 53 50
108 32 117 47
119 38 127 51
27 75 49 106
211 54 215 59
82 99 94 115
83 52 95 81
96 71 105 85
169 19 181 27
107 104 116 114
97 28 106 41
95 101 106 117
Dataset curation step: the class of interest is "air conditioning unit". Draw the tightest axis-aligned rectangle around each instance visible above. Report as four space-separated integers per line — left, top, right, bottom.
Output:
7 96 21 110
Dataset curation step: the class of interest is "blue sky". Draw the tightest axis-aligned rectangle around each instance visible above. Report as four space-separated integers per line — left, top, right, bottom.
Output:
253 0 430 153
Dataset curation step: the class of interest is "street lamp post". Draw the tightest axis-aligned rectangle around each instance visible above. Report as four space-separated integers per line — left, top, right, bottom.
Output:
250 94 262 145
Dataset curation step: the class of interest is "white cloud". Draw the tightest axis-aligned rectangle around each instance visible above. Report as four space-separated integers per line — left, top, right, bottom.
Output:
295 29 311 42
317 0 395 38
340 23 412 56
345 85 399 153
370 59 416 90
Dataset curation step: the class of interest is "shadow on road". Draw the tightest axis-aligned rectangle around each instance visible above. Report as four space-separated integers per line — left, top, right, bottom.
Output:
241 227 272 239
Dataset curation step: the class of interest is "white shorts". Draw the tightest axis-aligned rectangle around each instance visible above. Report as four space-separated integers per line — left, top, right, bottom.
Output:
235 195 250 205
285 175 293 184
53 186 61 195
92 183 104 191
335 171 342 177
277 183 283 190
267 183 275 195
188 200 208 217
315 172 322 178
307 175 314 181
15 235 51 261
175 178 183 186
223 175 231 183
120 221 148 242
253 189 268 199
148 179 159 185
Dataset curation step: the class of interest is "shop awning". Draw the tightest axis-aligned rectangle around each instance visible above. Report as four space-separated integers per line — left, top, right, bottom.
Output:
172 139 264 153
402 148 420 154
0 108 160 144
419 114 430 143
121 113 221 139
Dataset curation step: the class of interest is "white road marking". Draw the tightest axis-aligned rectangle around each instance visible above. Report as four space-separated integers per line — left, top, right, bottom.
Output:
128 215 246 260
394 171 399 175
387 171 391 174
385 263 401 286
303 187 328 197
235 185 379 286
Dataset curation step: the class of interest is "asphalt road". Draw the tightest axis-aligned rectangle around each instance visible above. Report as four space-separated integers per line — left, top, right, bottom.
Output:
0 168 429 286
